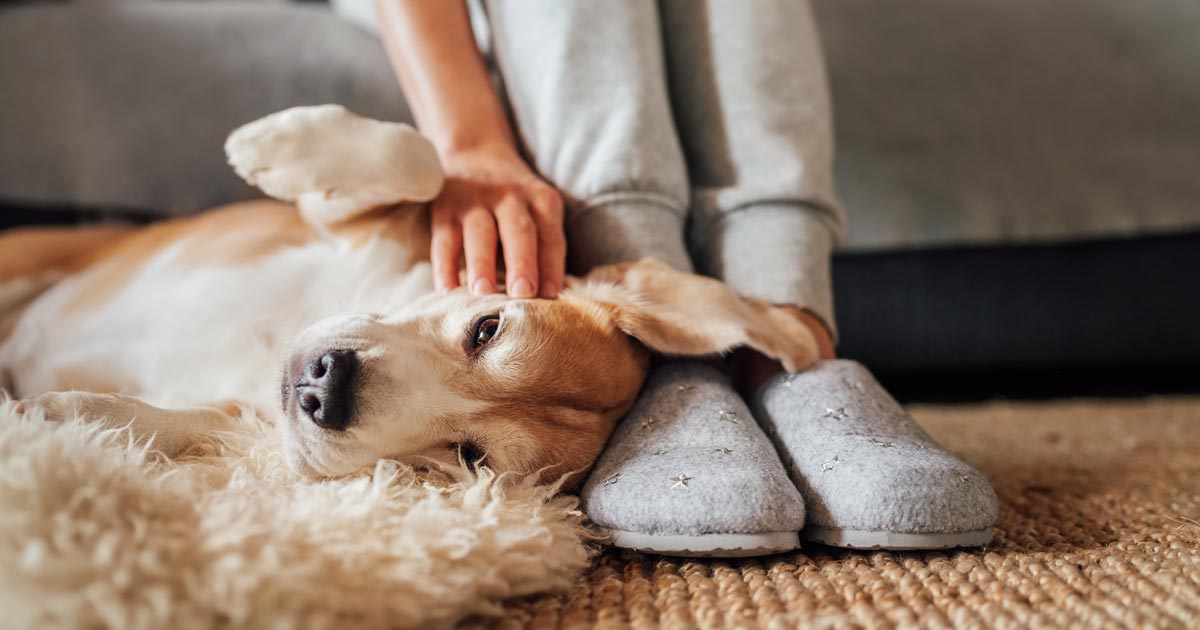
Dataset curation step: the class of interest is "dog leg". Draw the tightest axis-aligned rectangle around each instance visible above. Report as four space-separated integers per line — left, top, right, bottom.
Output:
14 392 241 457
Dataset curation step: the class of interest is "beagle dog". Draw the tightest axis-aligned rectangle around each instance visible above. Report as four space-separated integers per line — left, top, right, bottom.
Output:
0 106 817 483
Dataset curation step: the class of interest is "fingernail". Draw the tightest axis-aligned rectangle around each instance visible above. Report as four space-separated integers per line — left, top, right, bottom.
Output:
510 278 535 298
471 278 495 295
539 280 558 298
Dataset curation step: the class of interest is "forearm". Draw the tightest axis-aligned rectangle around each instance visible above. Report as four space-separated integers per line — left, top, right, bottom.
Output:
374 0 518 158
374 0 567 299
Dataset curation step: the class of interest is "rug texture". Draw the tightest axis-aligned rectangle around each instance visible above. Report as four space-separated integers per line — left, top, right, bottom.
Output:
0 402 596 630
469 397 1200 629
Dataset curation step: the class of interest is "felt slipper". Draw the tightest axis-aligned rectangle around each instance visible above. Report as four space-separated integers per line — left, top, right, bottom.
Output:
580 362 806 557
752 359 998 549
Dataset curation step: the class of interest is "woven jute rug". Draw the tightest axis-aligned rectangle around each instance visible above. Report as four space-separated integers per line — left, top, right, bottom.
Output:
469 397 1200 629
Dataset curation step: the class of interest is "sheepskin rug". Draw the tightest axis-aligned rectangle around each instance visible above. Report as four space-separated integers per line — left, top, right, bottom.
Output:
0 401 597 629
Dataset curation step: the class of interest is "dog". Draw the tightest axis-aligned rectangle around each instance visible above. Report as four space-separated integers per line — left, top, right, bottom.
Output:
0 106 817 484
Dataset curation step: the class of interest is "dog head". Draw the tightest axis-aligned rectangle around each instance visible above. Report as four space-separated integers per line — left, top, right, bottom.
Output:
280 258 819 484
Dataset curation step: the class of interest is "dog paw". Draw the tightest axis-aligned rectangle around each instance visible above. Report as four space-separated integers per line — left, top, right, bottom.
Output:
225 105 444 224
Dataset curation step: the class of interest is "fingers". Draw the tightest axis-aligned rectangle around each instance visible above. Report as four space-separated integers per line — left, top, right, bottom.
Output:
428 176 564 299
494 195 539 298
529 185 566 298
430 201 462 292
461 206 498 295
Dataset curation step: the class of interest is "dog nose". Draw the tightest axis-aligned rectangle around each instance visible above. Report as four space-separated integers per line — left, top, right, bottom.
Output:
295 350 358 430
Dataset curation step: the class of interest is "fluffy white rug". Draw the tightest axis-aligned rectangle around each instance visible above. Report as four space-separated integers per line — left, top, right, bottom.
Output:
0 401 596 629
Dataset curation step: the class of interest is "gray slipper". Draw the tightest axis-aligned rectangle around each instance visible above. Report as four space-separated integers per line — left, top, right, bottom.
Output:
752 360 998 550
580 362 806 557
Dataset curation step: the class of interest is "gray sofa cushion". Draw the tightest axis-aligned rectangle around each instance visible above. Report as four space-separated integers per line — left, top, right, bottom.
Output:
815 0 1200 250
0 4 409 215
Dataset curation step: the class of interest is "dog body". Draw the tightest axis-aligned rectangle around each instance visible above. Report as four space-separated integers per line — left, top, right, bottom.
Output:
1 106 818 482
6 202 423 406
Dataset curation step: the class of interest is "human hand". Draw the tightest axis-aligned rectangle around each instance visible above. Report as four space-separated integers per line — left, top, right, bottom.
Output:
431 144 565 298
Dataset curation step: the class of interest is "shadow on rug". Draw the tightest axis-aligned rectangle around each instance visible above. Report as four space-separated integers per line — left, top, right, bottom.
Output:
473 397 1200 629
0 402 597 629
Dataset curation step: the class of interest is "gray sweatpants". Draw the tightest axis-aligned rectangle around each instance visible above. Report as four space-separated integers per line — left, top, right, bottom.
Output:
476 0 845 334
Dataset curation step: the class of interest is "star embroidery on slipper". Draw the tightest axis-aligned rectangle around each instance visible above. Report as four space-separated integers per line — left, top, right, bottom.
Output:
821 455 844 473
958 474 971 483
869 438 895 448
601 472 622 486
677 384 696 393
653 448 670 456
718 410 742 424
713 447 733 456
640 416 658 431
670 474 693 489
823 407 849 420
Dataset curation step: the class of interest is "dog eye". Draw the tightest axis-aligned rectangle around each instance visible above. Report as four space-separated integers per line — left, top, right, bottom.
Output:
470 315 501 349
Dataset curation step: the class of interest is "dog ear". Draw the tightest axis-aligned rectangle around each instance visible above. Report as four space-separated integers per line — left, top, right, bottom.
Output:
567 258 819 372
225 105 444 227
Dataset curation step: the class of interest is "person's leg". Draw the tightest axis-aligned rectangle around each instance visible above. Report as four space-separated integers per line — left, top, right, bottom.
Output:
479 0 692 274
660 0 842 336
481 0 805 556
660 0 998 549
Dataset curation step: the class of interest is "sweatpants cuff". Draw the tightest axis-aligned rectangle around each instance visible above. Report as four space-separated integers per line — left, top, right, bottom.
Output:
566 195 693 274
691 204 838 340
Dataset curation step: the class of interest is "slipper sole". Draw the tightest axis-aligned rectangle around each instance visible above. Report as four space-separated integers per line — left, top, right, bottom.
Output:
804 526 992 550
602 529 800 558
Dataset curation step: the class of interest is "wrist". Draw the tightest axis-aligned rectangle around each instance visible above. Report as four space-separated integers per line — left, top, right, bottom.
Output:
438 140 536 183
439 138 520 166
437 138 527 178
427 116 520 164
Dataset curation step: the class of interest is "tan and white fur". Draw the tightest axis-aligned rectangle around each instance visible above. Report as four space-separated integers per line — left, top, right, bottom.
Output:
0 105 818 484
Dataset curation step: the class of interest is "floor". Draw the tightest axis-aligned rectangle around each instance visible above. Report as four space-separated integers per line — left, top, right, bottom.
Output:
469 397 1200 629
